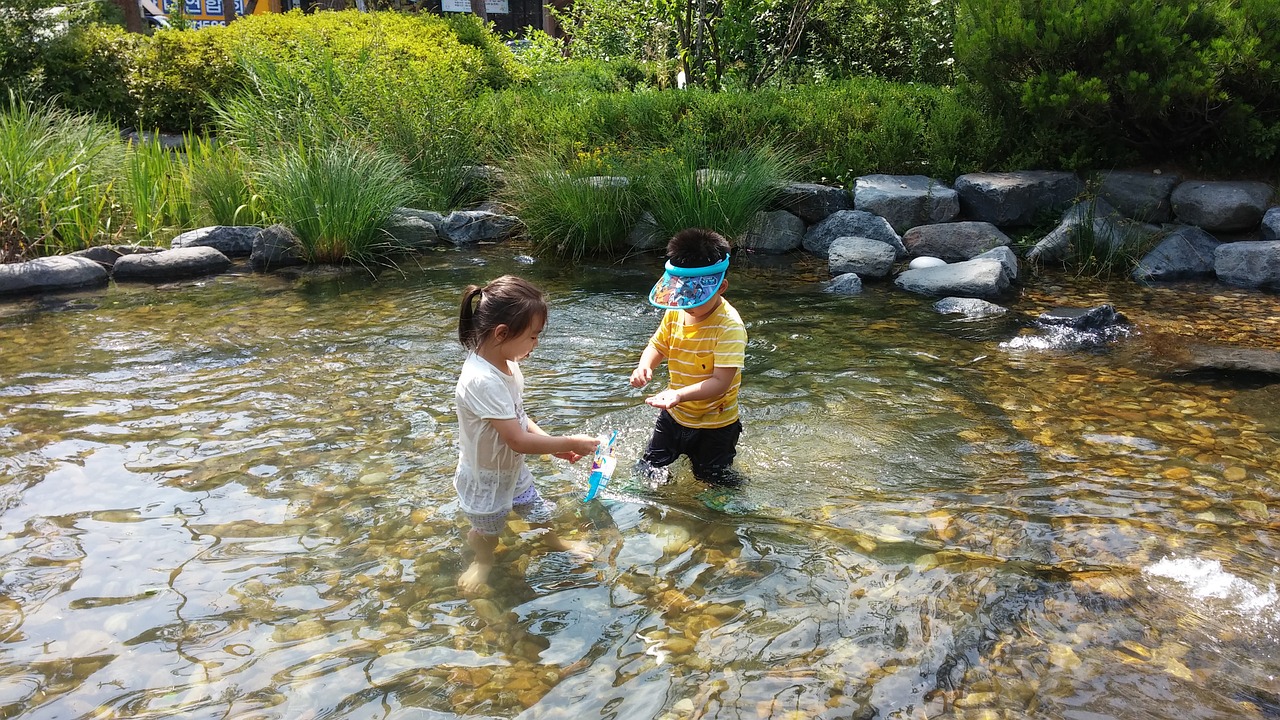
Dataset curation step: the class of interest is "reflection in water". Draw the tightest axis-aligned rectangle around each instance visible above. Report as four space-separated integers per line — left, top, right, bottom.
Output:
0 248 1278 719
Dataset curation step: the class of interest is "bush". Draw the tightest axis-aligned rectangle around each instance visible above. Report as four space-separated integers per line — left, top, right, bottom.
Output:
39 24 140 126
131 25 240 131
443 13 525 90
95 10 506 132
479 79 995 182
1 0 104 100
954 0 1280 169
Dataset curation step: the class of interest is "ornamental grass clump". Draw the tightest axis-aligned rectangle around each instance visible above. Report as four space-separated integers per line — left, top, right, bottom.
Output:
186 135 256 226
123 137 195 244
254 142 413 265
0 96 123 259
500 151 642 259
639 145 797 242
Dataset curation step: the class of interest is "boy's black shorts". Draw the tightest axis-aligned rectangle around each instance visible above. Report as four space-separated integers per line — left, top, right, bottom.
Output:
641 410 743 487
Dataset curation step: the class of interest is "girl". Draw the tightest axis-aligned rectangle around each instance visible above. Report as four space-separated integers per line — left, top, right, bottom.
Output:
453 275 599 592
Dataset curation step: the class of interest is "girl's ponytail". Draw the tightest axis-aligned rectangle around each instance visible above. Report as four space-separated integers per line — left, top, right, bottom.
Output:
456 276 547 352
458 285 484 349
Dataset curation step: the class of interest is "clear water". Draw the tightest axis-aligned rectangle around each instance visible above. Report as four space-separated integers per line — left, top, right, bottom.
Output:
1 247 1278 720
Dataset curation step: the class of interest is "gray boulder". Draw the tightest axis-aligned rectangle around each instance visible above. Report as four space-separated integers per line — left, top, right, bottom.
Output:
628 212 666 252
934 297 1008 318
803 210 905 259
1171 181 1274 232
893 257 1013 299
1018 304 1133 350
742 210 805 254
169 226 260 258
954 171 1083 226
382 214 443 251
772 182 852 225
70 245 164 269
974 246 1020 282
393 207 446 232
828 236 897 279
1132 226 1222 282
0 256 108 296
1214 240 1280 290
1037 304 1129 331
825 273 863 295
1097 171 1180 223
440 210 520 245
251 224 305 272
1261 207 1280 242
1026 198 1126 264
1176 344 1280 380
902 221 1011 262
853 174 960 233
112 246 231 280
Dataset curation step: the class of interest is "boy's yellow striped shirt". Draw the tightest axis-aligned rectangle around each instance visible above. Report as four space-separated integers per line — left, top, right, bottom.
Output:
650 299 746 429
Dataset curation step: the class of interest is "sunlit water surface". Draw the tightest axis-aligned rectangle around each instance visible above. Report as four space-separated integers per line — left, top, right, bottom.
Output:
1 248 1279 720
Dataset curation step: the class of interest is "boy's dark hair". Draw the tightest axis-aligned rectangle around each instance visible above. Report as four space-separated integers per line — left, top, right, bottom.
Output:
667 228 731 268
458 275 548 351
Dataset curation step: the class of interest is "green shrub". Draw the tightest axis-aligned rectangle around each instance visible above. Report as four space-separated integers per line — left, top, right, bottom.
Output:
131 26 240 131
254 141 414 265
1 0 104 101
499 151 642 259
0 97 124 259
479 79 994 182
443 14 525 90
39 24 140 126
954 0 1280 169
122 10 500 132
210 48 351 152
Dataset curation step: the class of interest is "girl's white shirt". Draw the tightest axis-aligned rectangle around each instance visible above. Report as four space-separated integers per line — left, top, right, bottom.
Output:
453 352 534 515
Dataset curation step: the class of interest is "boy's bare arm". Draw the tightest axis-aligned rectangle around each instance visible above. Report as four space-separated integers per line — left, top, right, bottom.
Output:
630 344 665 387
645 365 737 409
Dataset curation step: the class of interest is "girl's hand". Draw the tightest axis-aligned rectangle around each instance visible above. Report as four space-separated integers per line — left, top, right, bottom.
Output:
630 366 652 388
565 434 600 458
645 389 682 409
552 450 583 463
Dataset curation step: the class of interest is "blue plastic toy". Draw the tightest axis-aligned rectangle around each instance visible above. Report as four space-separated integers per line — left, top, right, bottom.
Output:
583 431 619 502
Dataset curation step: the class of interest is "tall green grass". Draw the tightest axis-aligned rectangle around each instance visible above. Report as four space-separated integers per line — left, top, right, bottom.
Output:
0 97 123 258
254 142 414 265
123 138 195 243
640 146 799 242
186 135 256 226
500 151 642 259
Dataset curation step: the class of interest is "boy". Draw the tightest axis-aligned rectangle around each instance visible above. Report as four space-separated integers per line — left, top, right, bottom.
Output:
630 228 747 487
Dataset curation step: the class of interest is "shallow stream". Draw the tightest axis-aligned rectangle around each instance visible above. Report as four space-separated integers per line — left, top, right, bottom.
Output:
1 247 1278 719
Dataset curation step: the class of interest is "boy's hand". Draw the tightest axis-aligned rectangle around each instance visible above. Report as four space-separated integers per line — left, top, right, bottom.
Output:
629 366 652 388
645 389 682 409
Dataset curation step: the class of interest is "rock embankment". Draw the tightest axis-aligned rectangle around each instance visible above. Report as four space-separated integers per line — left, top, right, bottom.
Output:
1 168 1275 304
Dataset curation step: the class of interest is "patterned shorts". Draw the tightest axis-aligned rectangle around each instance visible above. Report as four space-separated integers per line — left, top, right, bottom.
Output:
465 485 553 536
